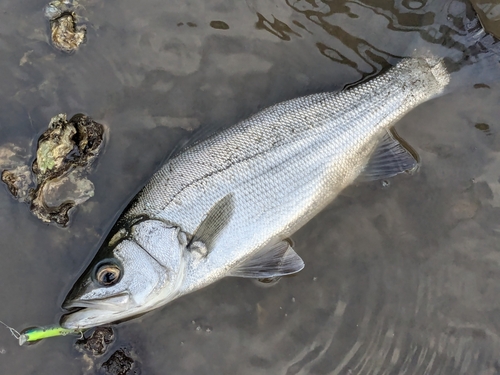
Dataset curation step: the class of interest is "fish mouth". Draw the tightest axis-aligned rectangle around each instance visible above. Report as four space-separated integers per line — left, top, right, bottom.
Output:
62 301 96 311
61 305 86 316
60 292 133 330
60 306 124 330
62 292 131 311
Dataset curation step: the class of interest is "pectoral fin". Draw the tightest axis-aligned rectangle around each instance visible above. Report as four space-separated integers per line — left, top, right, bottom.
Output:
228 241 305 278
189 194 235 256
360 128 419 181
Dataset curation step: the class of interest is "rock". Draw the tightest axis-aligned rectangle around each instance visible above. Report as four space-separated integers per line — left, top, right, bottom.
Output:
1 165 32 200
42 171 94 207
0 113 104 226
44 1 86 53
75 327 114 356
101 349 136 375
33 114 77 179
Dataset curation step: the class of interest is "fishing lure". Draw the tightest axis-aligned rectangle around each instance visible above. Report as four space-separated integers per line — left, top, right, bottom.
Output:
18 325 83 346
1 320 82 346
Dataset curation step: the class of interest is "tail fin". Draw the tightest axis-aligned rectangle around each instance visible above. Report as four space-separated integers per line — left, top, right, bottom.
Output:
443 23 500 90
406 0 500 89
433 0 500 89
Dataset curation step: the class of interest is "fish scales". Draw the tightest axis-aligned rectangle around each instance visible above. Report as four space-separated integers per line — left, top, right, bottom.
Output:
124 57 449 292
60 57 450 329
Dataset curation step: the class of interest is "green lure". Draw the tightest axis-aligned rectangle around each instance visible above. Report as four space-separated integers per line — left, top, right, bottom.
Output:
18 325 82 346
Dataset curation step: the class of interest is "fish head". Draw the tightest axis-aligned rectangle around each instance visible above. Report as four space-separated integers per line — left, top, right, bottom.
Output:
60 219 188 330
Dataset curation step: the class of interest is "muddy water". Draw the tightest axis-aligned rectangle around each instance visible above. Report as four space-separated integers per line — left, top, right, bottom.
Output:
0 0 500 374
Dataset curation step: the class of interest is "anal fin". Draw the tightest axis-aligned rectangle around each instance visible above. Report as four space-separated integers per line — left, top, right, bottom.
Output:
228 241 305 278
360 128 419 181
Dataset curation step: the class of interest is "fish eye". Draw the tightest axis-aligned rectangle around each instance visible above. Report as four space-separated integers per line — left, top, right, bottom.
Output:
95 262 122 286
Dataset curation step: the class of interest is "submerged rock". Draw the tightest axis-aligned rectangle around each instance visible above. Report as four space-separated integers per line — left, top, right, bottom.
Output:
33 114 77 179
1 165 33 200
33 114 103 180
74 329 141 375
31 113 104 225
30 171 95 225
0 143 32 200
101 349 137 375
41 171 94 207
76 327 114 356
0 113 104 226
51 12 86 53
44 1 86 53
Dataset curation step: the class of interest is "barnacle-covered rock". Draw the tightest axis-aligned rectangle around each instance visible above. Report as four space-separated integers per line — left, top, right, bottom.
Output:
0 144 32 200
75 327 114 356
51 12 86 53
101 349 137 375
33 114 76 179
31 170 95 225
1 165 33 200
44 1 86 53
42 171 94 207
0 113 104 226
32 114 104 180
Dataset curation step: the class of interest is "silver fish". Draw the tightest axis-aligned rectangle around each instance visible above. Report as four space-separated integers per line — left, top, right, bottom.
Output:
61 57 450 330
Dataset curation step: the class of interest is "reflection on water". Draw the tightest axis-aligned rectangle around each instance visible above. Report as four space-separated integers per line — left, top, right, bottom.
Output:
259 0 495 80
0 0 499 374
256 12 302 41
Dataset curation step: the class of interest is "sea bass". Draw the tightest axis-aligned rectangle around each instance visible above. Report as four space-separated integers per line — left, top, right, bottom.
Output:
61 57 450 330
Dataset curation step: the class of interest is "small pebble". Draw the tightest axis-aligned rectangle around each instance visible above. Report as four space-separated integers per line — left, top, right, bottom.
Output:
210 20 229 30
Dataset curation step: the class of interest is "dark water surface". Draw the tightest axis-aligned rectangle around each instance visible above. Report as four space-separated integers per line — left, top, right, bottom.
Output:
1 0 500 374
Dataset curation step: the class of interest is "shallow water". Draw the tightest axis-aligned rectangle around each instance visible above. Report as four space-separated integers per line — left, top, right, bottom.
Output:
1 0 500 374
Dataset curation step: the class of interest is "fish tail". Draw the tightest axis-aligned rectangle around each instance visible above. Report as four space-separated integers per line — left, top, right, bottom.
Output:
445 30 500 90
407 1 500 90
438 6 500 88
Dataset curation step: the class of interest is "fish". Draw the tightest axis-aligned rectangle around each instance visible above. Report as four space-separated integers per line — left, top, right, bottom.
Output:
60 56 450 330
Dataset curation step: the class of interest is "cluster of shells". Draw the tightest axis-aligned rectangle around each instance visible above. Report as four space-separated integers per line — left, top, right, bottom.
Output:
1 114 104 226
44 0 86 53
